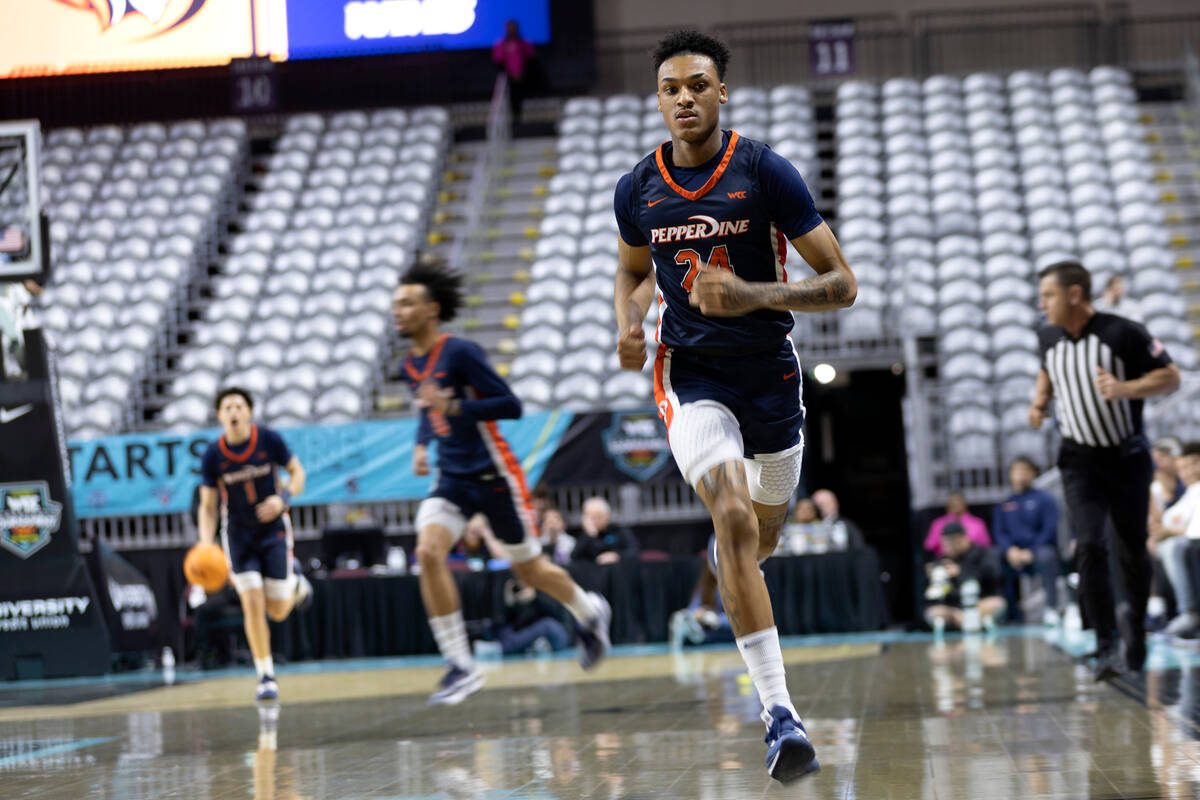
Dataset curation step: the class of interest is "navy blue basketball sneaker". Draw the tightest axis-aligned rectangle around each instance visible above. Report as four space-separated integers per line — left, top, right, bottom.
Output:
763 705 819 783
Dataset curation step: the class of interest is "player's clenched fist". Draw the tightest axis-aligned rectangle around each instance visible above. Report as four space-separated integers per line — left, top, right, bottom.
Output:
617 322 646 371
688 267 759 317
412 444 430 476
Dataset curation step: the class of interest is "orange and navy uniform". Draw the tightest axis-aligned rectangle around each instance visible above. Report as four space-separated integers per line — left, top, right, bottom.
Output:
404 334 536 545
200 424 294 578
614 129 823 352
614 130 822 457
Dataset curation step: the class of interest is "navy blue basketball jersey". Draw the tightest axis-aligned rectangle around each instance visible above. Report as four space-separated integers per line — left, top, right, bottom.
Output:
615 130 823 351
403 334 525 478
200 425 293 532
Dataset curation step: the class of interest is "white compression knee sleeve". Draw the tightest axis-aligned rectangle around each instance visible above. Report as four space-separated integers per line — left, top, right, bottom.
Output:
743 441 803 506
668 401 744 487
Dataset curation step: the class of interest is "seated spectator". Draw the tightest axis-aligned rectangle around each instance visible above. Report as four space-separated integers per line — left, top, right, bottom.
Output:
779 497 822 555
669 563 734 647
570 497 638 564
1150 442 1200 639
450 514 506 565
812 488 865 550
1093 275 1143 323
538 507 575 566
993 457 1061 625
925 492 991 558
1148 437 1185 626
924 524 1006 631
494 577 570 655
1151 437 1186 519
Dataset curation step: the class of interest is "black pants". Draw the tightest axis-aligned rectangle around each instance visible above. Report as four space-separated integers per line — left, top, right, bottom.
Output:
1059 440 1153 650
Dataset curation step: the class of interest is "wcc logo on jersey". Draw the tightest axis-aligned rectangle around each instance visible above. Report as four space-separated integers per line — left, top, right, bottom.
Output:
52 0 208 36
0 482 63 559
602 412 672 482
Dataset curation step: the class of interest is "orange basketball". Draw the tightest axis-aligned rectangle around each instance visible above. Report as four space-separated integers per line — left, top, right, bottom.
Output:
184 543 229 593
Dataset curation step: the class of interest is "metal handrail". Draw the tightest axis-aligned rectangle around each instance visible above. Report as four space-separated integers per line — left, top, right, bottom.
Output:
447 73 510 274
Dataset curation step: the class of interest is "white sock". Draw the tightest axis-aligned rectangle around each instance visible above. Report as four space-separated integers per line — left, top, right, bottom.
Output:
1148 596 1166 617
429 611 474 670
254 656 274 679
564 587 597 623
735 627 796 718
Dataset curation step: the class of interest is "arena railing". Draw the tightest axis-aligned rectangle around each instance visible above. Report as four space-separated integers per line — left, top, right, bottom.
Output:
447 73 510 275
79 479 712 552
595 3 1200 92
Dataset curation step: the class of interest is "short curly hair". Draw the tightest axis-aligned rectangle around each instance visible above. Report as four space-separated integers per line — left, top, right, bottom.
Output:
652 29 731 81
401 261 464 322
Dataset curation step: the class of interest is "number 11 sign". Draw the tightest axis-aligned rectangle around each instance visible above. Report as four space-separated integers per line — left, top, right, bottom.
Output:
809 20 855 77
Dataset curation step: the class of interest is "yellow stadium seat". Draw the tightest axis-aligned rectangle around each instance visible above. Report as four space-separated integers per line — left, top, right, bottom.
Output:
497 338 518 355
513 269 531 282
524 226 539 238
495 363 511 378
503 315 520 329
1171 234 1189 247
463 318 481 331
1177 255 1195 269
538 166 557 177
518 247 534 261
509 291 526 306
533 184 549 197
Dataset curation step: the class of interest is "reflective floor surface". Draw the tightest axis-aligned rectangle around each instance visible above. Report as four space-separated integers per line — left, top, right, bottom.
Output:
3 630 1200 799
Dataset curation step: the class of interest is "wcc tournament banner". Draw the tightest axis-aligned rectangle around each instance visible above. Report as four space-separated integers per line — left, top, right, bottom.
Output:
0 332 110 678
67 410 573 518
540 408 681 486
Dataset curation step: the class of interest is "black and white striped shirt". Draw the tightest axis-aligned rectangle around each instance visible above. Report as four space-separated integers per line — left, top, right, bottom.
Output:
1038 313 1173 449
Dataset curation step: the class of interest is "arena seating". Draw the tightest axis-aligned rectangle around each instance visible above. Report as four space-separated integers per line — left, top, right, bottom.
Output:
35 119 247 441
156 108 448 430
834 66 1196 468
513 87 818 409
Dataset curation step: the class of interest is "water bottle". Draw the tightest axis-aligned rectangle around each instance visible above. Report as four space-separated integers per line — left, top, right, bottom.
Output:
161 646 175 685
961 578 981 634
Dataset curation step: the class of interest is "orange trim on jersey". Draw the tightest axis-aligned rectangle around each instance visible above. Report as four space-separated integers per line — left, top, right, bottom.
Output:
652 344 673 430
404 333 451 382
218 424 259 464
483 421 539 537
654 131 740 202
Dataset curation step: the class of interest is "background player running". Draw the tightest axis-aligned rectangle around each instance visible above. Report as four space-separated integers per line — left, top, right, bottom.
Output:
612 30 857 783
197 387 311 703
393 262 612 705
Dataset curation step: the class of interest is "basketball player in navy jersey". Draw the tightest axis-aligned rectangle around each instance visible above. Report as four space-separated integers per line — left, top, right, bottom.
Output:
393 262 612 705
613 31 857 783
197 387 311 703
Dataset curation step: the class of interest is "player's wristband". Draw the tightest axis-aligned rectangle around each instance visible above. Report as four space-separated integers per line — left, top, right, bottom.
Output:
280 489 292 507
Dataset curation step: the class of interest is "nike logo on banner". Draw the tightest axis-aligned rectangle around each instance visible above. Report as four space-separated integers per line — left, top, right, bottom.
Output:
647 198 666 207
0 404 33 424
782 371 797 380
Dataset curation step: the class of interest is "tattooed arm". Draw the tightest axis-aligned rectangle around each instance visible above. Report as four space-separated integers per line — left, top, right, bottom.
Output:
688 221 856 317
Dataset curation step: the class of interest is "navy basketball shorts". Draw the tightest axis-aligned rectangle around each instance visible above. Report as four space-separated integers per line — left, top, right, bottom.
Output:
414 472 541 563
653 338 805 505
221 516 294 600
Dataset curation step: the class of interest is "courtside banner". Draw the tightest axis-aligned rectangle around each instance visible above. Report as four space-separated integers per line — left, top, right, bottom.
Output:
0 0 259 79
67 411 573 518
283 0 550 61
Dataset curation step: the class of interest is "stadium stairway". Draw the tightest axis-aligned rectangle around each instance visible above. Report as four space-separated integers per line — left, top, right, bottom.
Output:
135 134 273 425
374 135 558 413
1140 102 1200 351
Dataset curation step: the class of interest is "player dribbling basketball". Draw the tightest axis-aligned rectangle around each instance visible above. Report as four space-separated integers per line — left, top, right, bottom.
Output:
196 387 311 703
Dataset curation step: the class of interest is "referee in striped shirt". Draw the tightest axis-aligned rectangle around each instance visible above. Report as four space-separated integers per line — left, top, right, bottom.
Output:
1030 261 1181 679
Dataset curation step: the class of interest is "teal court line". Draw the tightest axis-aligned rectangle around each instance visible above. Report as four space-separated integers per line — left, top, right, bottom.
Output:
0 737 117 769
9 627 1200 693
